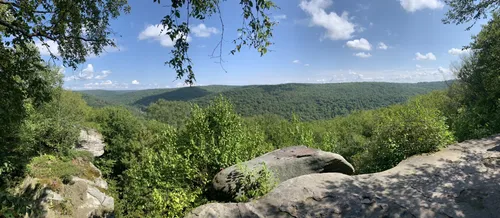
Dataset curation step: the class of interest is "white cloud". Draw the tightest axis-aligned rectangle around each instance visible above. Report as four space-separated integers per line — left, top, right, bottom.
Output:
94 70 112 80
346 38 372 51
35 40 60 56
273 14 287 20
132 80 140 85
304 64 310 67
299 0 356 40
400 0 444 12
293 60 301 64
191 24 218 38
369 22 374 27
354 52 372 58
415 52 436 61
101 80 113 85
438 66 451 75
377 42 388 50
78 64 94 79
81 80 129 89
139 24 192 47
416 64 422 68
448 48 471 56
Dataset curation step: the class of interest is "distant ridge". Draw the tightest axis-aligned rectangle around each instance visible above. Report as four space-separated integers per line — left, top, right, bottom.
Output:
79 81 450 121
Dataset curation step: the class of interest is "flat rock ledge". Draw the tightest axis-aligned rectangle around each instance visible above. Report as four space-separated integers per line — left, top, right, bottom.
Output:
188 135 500 218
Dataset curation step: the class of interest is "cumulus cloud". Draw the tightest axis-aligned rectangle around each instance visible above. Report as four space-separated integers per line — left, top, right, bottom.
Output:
299 0 356 40
304 64 310 67
438 67 451 75
273 14 287 20
132 80 140 85
63 64 112 81
293 60 301 64
415 52 436 61
346 38 372 51
400 0 444 12
448 48 471 56
35 40 60 56
78 64 94 79
94 70 112 80
377 42 388 50
139 24 192 47
191 24 218 37
416 64 422 68
354 52 372 58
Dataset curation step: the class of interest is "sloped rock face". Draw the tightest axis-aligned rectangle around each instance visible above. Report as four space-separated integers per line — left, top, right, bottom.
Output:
189 135 500 218
43 178 114 218
26 164 114 218
212 146 354 201
77 129 106 157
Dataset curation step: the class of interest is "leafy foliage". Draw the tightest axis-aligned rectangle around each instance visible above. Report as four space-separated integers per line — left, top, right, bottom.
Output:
234 163 277 202
155 0 277 84
443 12 500 140
146 100 193 128
443 0 500 29
0 0 130 68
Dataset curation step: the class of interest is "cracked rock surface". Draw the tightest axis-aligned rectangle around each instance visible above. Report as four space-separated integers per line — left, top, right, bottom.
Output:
77 129 106 157
187 135 500 218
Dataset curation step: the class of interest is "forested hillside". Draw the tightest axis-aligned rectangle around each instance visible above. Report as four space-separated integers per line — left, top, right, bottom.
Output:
3 0 500 217
81 81 449 121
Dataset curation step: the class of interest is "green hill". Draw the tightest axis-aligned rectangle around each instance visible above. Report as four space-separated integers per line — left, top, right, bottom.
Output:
79 81 450 121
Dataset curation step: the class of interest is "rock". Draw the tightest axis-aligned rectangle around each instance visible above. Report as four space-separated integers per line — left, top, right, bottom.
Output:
77 129 106 157
188 135 500 218
86 186 114 211
212 146 354 201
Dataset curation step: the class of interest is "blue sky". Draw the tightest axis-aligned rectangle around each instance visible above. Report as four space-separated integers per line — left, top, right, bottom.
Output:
38 0 487 90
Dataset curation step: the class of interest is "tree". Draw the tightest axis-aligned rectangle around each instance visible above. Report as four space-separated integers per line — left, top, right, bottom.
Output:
156 0 278 84
0 0 277 84
447 12 500 140
0 0 130 67
443 0 500 29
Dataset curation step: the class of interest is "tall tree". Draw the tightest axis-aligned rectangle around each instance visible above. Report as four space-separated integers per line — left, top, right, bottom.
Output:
443 0 500 29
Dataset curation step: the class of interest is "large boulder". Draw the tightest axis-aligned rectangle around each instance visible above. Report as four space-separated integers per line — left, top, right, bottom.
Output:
77 129 106 157
212 146 354 201
189 135 500 218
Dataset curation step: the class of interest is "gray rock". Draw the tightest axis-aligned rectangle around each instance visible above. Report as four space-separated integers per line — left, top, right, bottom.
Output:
77 129 106 157
86 186 114 211
188 135 500 218
44 189 64 202
212 146 354 201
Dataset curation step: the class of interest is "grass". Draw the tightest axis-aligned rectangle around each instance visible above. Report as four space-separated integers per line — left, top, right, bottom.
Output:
27 151 100 191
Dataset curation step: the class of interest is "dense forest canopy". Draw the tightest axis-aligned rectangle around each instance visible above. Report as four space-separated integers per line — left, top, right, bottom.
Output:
80 81 449 122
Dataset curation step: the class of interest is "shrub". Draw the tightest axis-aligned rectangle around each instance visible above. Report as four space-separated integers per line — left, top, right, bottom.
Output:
352 100 454 173
234 163 277 202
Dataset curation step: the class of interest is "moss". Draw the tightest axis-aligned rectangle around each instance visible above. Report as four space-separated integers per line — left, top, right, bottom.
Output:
27 154 100 191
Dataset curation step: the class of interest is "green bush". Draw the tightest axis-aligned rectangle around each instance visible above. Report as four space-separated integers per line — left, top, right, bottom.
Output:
234 163 277 202
352 100 454 173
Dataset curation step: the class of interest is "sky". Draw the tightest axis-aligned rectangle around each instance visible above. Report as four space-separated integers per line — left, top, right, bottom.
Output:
38 0 488 90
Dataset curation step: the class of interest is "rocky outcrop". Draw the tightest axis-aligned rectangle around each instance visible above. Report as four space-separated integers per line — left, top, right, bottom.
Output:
188 135 500 218
212 146 354 201
18 164 114 218
77 129 106 157
41 177 114 218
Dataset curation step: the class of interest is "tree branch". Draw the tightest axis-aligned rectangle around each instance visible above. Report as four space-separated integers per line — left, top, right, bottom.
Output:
0 18 102 43
0 0 53 14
